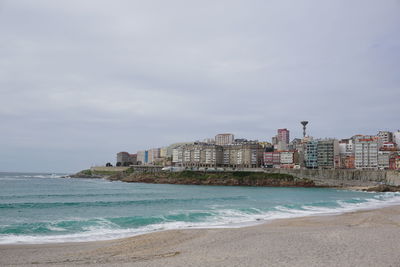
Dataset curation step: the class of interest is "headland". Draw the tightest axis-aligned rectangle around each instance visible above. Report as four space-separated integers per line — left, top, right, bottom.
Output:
70 166 400 191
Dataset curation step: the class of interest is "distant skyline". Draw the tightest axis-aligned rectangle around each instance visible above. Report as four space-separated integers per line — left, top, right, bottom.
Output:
1 0 399 173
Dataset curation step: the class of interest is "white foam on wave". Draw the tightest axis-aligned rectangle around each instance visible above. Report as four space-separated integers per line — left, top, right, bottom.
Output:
2 192 400 245
0 174 66 179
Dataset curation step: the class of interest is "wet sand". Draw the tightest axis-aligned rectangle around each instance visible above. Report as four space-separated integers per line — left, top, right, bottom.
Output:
1 205 400 266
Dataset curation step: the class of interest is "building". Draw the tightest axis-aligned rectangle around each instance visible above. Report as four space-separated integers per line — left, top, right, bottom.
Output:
395 156 400 170
176 143 224 168
147 148 161 165
277 128 290 144
271 136 278 146
215 133 234 146
116 152 137 166
223 141 264 168
378 151 391 170
279 151 297 168
338 139 354 169
305 140 318 169
137 150 149 165
354 136 382 170
339 139 354 155
341 155 355 169
381 142 397 151
276 141 288 151
288 138 302 151
172 147 183 165
393 131 400 147
160 147 168 158
263 152 280 167
317 139 339 169
377 131 393 143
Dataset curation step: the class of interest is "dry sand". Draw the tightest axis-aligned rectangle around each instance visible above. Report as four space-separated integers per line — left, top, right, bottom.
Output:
1 205 400 267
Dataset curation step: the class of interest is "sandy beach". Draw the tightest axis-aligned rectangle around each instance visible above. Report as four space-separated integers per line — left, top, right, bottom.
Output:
1 205 400 267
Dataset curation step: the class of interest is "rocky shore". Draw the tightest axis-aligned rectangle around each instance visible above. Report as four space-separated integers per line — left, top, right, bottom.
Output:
68 168 400 191
108 170 315 187
68 168 400 192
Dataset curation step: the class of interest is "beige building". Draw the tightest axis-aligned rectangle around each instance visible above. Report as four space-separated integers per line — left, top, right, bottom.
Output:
179 143 223 167
147 148 161 164
215 133 234 146
222 141 264 168
378 151 391 170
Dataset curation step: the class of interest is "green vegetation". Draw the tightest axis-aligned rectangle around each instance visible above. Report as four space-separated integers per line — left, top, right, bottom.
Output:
123 167 135 175
91 170 123 175
80 169 92 175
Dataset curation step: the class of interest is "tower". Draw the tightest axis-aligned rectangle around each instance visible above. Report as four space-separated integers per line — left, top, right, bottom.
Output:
301 121 308 138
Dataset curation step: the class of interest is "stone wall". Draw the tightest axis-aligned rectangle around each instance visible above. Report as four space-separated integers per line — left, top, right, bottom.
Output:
264 169 400 187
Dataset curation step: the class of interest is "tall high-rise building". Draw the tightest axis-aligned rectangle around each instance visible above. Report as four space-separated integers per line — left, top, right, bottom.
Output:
317 139 339 169
305 140 318 169
215 133 234 146
354 136 382 170
277 128 290 144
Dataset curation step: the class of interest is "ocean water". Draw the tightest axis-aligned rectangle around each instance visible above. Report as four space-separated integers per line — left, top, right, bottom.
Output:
1 172 400 244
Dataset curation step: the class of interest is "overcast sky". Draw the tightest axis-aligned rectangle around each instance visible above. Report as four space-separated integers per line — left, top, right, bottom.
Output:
0 0 399 173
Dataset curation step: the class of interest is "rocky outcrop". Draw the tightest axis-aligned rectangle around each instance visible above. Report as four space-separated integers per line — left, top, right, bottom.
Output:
108 171 315 187
364 185 400 192
69 170 110 179
70 167 400 191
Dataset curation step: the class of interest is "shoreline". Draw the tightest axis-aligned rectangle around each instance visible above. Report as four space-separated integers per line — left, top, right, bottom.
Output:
1 186 398 246
2 205 400 266
69 168 400 192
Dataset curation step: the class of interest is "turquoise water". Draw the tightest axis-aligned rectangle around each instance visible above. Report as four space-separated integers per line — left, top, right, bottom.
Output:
1 172 399 244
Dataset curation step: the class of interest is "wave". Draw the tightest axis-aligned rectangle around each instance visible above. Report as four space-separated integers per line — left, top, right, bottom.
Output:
0 192 162 200
1 192 400 244
0 196 248 210
0 173 66 180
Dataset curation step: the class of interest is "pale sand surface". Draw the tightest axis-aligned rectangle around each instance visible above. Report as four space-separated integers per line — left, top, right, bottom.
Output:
1 206 400 267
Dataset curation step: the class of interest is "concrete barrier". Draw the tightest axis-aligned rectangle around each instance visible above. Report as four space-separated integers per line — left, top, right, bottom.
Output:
264 168 400 187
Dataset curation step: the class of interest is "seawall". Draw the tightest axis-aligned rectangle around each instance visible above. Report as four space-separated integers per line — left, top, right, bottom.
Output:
264 169 400 187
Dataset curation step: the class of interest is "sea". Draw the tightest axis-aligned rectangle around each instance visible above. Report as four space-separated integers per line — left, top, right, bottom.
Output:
1 172 400 244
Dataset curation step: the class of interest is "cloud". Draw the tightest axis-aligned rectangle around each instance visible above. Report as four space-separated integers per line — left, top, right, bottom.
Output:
0 0 399 172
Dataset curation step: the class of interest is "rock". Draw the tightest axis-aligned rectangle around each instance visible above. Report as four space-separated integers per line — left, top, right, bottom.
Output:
364 184 400 192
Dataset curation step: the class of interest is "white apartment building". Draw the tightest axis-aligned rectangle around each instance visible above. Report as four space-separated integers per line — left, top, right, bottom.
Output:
339 139 354 155
172 148 183 164
354 136 382 170
280 151 294 164
377 131 393 143
183 150 191 163
215 133 234 146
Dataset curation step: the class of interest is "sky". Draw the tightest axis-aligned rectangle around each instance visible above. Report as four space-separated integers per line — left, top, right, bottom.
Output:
0 0 399 173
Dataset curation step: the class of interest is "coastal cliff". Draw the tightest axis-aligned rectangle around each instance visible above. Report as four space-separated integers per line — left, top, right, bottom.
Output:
69 167 400 190
107 171 315 187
